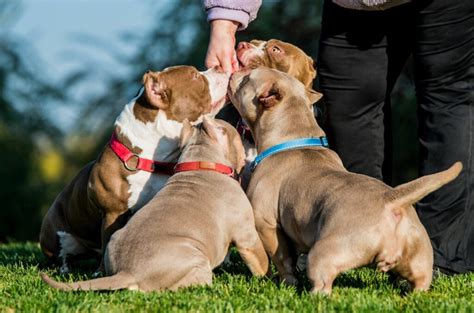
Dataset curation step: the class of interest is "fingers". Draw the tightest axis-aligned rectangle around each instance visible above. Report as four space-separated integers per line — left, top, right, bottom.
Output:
206 19 239 73
231 53 240 73
205 42 236 73
220 52 235 73
205 54 220 71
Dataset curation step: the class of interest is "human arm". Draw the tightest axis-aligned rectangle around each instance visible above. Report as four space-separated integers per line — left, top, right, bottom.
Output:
202 0 262 72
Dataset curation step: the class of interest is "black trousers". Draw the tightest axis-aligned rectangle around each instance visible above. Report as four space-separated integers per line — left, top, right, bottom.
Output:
318 0 473 273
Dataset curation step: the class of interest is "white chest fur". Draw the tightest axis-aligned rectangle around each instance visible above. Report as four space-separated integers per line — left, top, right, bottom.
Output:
244 139 258 163
114 91 183 211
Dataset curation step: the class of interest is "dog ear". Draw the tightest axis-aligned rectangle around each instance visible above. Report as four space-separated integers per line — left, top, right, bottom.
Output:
258 83 282 109
179 119 195 149
306 89 323 105
302 56 317 88
202 116 229 150
143 72 169 109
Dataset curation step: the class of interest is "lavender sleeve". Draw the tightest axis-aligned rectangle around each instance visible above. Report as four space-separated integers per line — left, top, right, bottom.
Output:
202 0 262 30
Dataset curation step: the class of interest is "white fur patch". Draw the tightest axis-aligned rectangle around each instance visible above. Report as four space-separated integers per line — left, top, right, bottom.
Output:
57 231 89 273
115 91 183 211
126 171 169 211
244 140 258 163
115 90 183 162
201 68 230 115
57 231 89 258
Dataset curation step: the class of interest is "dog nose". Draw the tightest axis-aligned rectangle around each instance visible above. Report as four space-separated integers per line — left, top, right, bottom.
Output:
237 41 250 51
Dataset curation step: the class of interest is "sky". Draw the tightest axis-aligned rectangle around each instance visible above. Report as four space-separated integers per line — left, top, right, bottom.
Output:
11 0 156 78
7 0 162 130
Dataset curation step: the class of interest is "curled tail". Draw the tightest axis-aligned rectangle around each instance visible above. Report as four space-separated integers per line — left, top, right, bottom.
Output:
385 162 463 214
40 272 137 291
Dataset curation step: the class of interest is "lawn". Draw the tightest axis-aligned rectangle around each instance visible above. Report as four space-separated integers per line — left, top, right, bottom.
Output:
0 242 472 312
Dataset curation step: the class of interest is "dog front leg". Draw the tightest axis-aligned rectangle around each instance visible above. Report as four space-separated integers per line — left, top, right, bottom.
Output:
96 210 131 274
234 233 269 276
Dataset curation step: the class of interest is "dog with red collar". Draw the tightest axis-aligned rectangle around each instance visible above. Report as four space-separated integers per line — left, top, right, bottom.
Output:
39 66 229 273
41 117 268 292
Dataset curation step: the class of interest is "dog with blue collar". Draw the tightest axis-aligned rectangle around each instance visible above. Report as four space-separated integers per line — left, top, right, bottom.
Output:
228 66 462 295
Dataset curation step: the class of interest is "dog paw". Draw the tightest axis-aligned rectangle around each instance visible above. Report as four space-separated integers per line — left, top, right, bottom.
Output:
310 286 331 296
59 264 70 274
281 275 298 286
91 270 103 278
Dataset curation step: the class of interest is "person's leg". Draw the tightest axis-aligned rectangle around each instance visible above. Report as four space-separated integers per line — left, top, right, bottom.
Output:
318 1 413 184
414 0 474 273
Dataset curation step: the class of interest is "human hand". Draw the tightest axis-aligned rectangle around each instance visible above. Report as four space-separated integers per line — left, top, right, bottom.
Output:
205 19 239 73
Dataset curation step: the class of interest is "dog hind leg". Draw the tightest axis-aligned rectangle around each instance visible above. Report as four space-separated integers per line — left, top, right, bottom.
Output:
307 237 366 295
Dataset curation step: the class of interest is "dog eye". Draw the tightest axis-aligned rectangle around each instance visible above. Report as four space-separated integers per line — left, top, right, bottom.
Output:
271 46 282 53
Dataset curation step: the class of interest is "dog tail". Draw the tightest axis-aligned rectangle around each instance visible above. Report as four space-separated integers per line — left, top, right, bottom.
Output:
40 272 137 291
385 162 462 213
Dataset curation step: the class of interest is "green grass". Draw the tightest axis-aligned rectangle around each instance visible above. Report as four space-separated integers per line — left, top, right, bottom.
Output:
0 243 472 312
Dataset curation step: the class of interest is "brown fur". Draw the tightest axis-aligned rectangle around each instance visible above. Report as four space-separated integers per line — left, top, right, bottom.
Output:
41 117 268 292
138 67 212 123
228 67 462 295
237 39 317 89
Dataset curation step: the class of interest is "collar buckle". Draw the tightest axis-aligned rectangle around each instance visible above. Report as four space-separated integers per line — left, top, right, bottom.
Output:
123 153 140 172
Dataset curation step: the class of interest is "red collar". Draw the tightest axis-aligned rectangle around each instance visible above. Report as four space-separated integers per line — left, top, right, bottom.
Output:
174 161 237 180
109 132 176 175
236 118 254 142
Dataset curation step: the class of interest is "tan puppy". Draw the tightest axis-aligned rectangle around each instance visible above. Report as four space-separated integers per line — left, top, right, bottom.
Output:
40 66 229 273
41 117 268 292
228 67 462 294
236 39 317 88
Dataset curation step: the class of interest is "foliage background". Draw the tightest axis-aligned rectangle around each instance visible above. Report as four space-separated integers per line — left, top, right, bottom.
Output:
0 0 418 241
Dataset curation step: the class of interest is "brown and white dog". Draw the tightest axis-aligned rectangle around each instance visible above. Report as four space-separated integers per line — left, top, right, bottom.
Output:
39 66 229 273
40 117 268 292
229 67 462 294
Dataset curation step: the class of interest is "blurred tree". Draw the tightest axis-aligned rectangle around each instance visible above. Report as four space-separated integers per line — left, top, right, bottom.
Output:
0 1 68 241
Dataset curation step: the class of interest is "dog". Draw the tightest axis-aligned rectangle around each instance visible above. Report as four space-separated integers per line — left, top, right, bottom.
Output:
39 66 230 273
228 67 462 294
40 117 268 292
236 39 317 88
218 39 323 189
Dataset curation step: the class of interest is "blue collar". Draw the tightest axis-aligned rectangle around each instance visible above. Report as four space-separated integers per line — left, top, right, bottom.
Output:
250 137 329 171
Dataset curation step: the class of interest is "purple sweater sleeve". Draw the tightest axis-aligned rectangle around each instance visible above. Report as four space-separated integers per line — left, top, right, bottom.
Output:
202 0 262 30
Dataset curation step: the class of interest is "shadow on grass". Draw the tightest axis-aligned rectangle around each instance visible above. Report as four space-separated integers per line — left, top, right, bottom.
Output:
0 242 46 267
294 266 410 296
213 248 253 278
0 242 99 275
0 242 412 296
217 250 410 296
